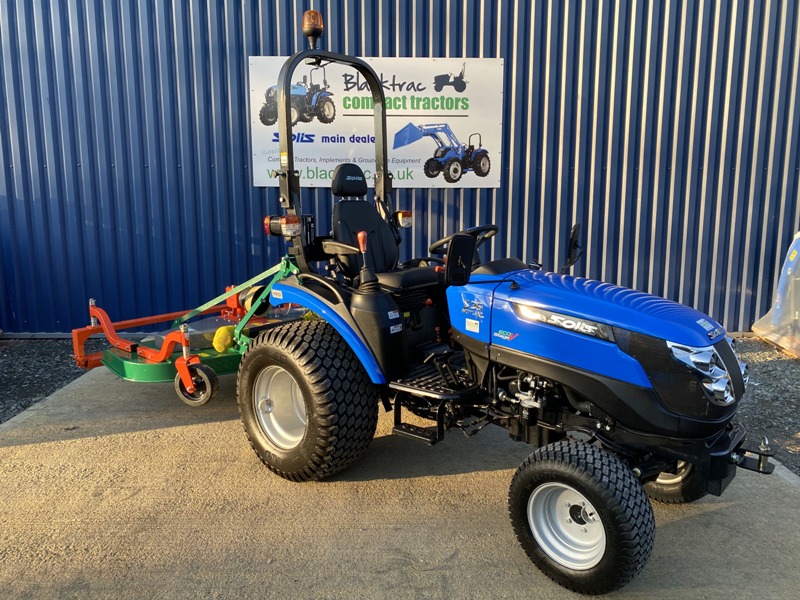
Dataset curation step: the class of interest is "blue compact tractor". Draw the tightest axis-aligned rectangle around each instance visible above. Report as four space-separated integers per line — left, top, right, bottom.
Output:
259 65 336 127
394 123 491 183
243 12 775 595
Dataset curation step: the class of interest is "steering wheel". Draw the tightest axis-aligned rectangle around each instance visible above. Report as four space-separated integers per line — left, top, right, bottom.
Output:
429 224 499 256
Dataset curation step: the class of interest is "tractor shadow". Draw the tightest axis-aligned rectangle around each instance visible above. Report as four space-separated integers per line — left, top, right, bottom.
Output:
331 410 533 481
0 369 529 481
0 369 241 449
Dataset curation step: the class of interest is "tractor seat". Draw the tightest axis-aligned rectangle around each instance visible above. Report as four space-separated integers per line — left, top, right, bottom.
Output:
330 164 440 291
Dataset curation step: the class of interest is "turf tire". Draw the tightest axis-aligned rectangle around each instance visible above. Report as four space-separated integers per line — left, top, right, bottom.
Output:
237 320 378 482
509 441 655 595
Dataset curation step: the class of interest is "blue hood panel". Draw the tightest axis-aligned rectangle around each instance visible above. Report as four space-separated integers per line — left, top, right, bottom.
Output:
488 270 726 347
448 270 727 389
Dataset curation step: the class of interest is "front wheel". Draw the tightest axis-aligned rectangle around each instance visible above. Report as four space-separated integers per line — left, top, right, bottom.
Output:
644 461 708 504
259 102 277 126
509 441 655 594
423 158 441 178
237 320 379 481
443 158 463 183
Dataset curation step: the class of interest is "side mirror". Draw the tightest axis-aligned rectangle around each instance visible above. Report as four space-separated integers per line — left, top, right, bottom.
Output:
445 234 476 286
559 223 583 274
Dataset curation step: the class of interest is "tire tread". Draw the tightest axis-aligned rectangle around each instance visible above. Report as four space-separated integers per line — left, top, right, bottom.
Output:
509 441 655 595
237 320 378 482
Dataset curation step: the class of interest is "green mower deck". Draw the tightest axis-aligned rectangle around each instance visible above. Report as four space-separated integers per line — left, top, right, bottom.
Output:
101 346 242 383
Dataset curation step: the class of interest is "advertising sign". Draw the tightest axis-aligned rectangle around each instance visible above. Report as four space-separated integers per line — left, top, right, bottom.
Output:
249 57 503 188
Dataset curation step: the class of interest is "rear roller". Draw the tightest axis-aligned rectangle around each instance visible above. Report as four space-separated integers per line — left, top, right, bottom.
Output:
174 363 219 407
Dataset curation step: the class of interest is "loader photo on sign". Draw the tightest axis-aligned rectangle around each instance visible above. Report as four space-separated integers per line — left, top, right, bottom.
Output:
249 57 503 188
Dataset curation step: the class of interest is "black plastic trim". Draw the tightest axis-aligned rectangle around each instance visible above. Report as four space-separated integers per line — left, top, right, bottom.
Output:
488 345 736 439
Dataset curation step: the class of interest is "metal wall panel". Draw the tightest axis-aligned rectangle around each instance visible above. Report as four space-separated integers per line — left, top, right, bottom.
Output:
1 0 798 334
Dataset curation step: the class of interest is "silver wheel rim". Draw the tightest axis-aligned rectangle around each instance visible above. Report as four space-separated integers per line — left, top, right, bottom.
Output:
322 100 334 118
479 156 489 172
656 460 691 485
527 482 606 570
290 106 299 123
450 162 461 178
253 365 307 451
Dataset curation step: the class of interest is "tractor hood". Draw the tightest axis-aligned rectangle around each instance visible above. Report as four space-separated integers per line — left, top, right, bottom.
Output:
478 270 726 348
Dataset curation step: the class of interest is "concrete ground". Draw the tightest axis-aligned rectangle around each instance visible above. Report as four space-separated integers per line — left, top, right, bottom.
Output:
1 369 798 599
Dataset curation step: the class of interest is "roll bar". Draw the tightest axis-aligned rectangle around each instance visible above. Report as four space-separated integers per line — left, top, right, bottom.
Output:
275 41 394 272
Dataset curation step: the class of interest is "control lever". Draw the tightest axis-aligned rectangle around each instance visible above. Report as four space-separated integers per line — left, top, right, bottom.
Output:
357 231 379 289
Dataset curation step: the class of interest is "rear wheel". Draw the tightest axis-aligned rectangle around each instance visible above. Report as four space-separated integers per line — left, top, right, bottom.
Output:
237 320 379 481
316 97 336 123
509 441 655 594
424 158 441 178
473 153 491 177
644 461 708 504
443 158 463 183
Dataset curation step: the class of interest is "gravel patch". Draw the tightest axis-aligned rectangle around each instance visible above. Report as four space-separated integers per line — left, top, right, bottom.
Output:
1 335 798 476
734 337 800 476
0 339 96 424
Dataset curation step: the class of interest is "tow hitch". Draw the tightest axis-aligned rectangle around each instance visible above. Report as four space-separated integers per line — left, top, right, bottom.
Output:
733 436 775 474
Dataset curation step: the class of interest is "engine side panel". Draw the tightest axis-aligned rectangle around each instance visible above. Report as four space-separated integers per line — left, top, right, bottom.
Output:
447 286 493 345
489 296 653 388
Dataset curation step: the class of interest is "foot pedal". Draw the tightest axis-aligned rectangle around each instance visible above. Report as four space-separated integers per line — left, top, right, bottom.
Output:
392 422 439 445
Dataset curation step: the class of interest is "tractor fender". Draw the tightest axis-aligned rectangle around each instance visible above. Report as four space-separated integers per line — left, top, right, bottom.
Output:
269 279 387 384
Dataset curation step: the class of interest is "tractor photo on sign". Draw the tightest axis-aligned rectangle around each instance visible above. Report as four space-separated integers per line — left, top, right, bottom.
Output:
393 122 491 183
259 65 336 127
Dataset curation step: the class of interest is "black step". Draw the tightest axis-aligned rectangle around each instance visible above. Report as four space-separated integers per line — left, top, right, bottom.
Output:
389 359 477 400
392 422 439 445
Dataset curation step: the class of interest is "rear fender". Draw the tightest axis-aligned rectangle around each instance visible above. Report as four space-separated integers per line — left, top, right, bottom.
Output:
269 279 387 384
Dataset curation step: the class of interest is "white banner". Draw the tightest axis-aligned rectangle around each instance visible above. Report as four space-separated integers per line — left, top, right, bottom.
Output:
249 57 503 188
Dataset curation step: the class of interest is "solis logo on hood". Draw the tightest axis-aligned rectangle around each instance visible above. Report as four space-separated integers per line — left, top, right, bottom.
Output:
493 330 519 341
513 304 616 342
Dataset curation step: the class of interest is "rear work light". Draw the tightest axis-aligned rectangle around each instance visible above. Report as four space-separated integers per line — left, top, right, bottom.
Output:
265 215 303 237
394 210 413 228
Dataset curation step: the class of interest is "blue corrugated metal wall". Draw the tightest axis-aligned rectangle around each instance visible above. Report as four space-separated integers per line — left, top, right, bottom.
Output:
1 0 799 334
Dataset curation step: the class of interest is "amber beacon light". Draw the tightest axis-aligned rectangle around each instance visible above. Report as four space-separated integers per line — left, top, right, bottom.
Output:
302 10 324 49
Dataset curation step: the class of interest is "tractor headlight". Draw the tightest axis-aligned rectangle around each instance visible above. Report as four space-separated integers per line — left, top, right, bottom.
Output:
666 339 747 406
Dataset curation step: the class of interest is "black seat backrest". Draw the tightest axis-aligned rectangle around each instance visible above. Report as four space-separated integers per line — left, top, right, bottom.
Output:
331 164 398 275
332 163 368 197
